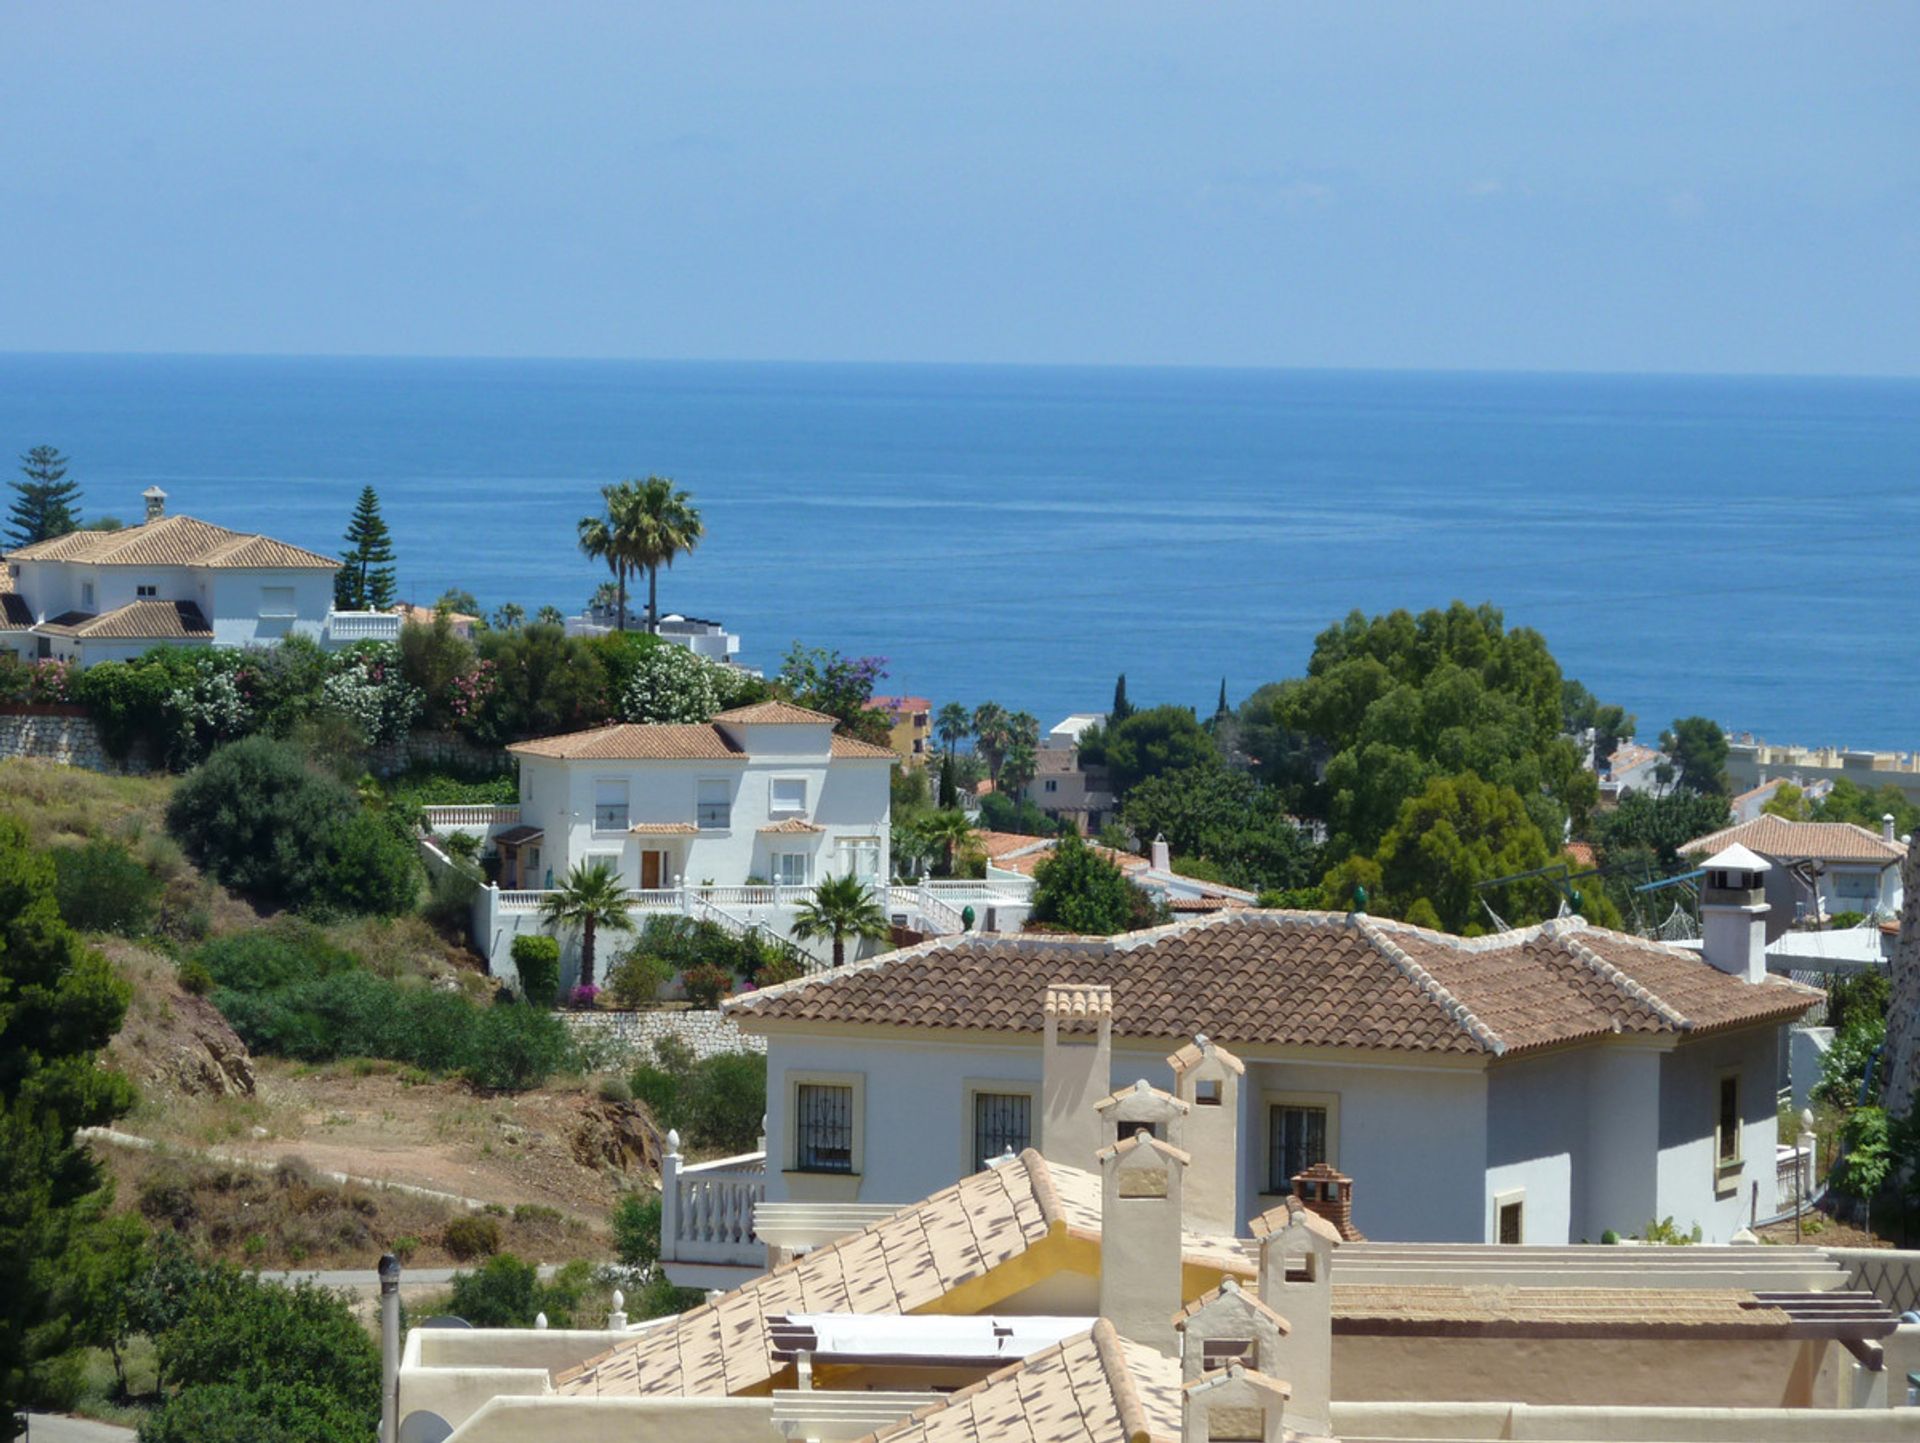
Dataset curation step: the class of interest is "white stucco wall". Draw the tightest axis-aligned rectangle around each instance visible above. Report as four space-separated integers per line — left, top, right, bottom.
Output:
1657 1025 1783 1242
1580 1044 1663 1241
206 565 332 646
1484 1050 1585 1245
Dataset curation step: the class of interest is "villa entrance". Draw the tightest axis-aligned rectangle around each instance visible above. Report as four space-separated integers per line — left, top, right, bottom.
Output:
640 850 666 889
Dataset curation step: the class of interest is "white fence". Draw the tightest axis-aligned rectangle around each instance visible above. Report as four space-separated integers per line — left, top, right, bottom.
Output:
660 1137 766 1270
422 804 521 834
324 610 402 644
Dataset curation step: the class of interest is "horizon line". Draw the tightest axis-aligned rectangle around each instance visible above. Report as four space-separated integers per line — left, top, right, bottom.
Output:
2 348 1917 386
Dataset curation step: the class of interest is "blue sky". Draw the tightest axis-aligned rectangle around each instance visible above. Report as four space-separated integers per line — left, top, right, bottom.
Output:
2 3 1915 374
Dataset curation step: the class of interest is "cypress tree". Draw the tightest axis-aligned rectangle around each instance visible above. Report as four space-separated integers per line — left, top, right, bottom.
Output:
336 486 398 611
1111 673 1133 723
1217 677 1229 716
938 753 958 809
6 445 83 547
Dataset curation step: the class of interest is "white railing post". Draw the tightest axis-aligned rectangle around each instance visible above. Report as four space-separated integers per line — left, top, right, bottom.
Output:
678 875 691 918
661 1130 683 1254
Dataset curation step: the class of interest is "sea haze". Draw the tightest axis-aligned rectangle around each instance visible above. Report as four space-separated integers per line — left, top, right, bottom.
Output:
2 354 1915 749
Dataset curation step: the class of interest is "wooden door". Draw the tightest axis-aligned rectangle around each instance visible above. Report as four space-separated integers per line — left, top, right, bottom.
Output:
640 851 663 889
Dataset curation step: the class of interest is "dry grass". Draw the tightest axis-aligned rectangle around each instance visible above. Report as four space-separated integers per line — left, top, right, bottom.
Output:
0 757 175 846
100 1145 599 1269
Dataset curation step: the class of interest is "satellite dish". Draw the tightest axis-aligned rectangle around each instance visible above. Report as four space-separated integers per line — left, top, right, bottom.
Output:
399 1411 454 1443
419 1315 473 1329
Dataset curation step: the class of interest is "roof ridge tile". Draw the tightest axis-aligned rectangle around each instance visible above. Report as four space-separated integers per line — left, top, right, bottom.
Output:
1356 916 1506 1055
1540 918 1692 1030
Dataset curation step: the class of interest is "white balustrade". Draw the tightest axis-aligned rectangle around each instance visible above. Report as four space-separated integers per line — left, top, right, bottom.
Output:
421 804 521 833
495 890 548 912
660 1132 768 1268
324 610 402 642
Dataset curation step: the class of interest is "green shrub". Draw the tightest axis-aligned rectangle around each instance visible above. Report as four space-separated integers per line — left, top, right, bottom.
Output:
178 960 214 996
678 1052 767 1153
611 1193 664 1272
629 1065 679 1126
460 1003 576 1092
682 962 733 1009
604 948 671 1009
167 736 418 916
50 837 162 935
441 1254 597 1328
198 923 357 994
596 1075 632 1104
752 953 806 988
441 1216 502 1262
510 934 561 1008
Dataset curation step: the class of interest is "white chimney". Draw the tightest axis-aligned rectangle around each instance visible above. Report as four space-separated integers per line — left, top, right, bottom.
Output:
1151 833 1171 872
1885 814 1898 844
142 485 167 522
1250 1199 1338 1437
1040 983 1111 1169
1095 1078 1188 1149
1097 1129 1188 1355
1699 843 1771 984
1180 1359 1289 1443
1169 1035 1245 1236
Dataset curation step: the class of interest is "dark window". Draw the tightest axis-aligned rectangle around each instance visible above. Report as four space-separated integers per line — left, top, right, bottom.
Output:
1267 1105 1327 1194
1498 1199 1523 1245
1718 1075 1740 1163
796 1084 854 1172
972 1091 1032 1167
1195 1079 1223 1106
1117 1120 1159 1142
1200 1338 1254 1372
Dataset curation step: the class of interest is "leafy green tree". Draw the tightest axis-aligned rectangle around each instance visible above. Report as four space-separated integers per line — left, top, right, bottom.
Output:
1110 673 1134 723
1104 705 1218 796
1660 716 1730 798
1815 778 1920 839
1590 789 1730 872
935 702 971 759
1029 831 1137 935
1562 679 1636 768
778 646 890 742
1120 766 1318 892
333 486 397 611
539 861 636 990
0 817 134 1437
396 611 478 729
676 1052 768 1152
437 588 480 616
6 445 82 547
789 875 889 968
470 624 611 743
442 1254 598 1328
1331 772 1562 934
1760 782 1815 822
139 1259 378 1443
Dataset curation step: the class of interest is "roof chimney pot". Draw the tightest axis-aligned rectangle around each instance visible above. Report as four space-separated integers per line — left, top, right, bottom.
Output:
1884 813 1897 844
142 486 167 522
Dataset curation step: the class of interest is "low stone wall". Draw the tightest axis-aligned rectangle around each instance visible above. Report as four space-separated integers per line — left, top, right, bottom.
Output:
369 730 508 779
561 1009 764 1065
0 708 148 773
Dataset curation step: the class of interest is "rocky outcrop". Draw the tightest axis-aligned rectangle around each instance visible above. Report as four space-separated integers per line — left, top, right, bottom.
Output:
112 985 256 1099
1881 843 1920 1117
569 1097 665 1178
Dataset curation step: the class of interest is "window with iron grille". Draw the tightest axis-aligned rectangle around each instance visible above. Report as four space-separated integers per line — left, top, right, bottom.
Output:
972 1092 1032 1168
796 1084 854 1172
1266 1104 1327 1194
697 778 731 830
593 778 629 832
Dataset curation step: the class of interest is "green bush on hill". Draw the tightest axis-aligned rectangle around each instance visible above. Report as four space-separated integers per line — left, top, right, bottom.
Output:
51 837 162 935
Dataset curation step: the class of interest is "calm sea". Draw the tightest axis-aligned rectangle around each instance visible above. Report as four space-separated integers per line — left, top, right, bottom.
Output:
2 354 1916 748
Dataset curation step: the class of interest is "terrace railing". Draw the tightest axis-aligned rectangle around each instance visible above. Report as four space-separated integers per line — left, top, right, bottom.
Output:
659 1134 766 1269
324 610 402 643
421 804 520 833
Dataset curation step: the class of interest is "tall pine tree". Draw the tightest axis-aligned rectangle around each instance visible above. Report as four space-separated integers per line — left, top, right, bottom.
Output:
1110 673 1134 723
5 446 83 548
335 486 398 610
1216 677 1229 716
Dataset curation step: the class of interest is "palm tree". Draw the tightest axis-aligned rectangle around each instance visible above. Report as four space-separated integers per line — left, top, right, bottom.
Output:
919 808 977 879
625 476 704 634
538 860 635 992
972 702 1012 789
1001 740 1038 796
577 488 631 630
935 702 972 760
789 874 891 969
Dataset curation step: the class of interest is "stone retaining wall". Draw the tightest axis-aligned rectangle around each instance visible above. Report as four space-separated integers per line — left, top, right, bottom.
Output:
369 730 509 779
561 1008 764 1065
0 709 148 773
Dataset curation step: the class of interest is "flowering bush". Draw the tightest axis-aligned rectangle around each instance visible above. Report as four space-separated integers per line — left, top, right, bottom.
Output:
619 642 741 724
171 658 257 766
448 659 498 724
320 644 423 745
26 658 75 704
568 983 602 1009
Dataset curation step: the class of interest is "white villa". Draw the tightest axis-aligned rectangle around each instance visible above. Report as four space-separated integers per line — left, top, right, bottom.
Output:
0 487 400 664
685 855 1820 1286
1682 815 1908 929
429 702 1038 983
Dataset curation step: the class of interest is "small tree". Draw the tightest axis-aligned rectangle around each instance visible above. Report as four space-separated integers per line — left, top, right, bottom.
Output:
538 861 635 990
335 486 398 611
1029 831 1136 936
510 934 561 1007
6 444 83 547
790 875 890 968
1110 673 1134 724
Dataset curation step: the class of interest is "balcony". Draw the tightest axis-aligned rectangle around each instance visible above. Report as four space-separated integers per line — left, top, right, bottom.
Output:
324 610 401 644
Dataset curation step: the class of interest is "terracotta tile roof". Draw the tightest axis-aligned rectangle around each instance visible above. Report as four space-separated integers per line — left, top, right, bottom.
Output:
628 821 698 835
33 600 212 640
551 1150 1251 1402
508 724 747 761
1564 840 1597 869
1682 815 1906 864
4 513 338 569
713 700 838 725
758 818 826 834
868 695 932 715
391 603 479 626
978 832 1148 879
730 912 1820 1057
859 1321 1180 1443
830 734 899 759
